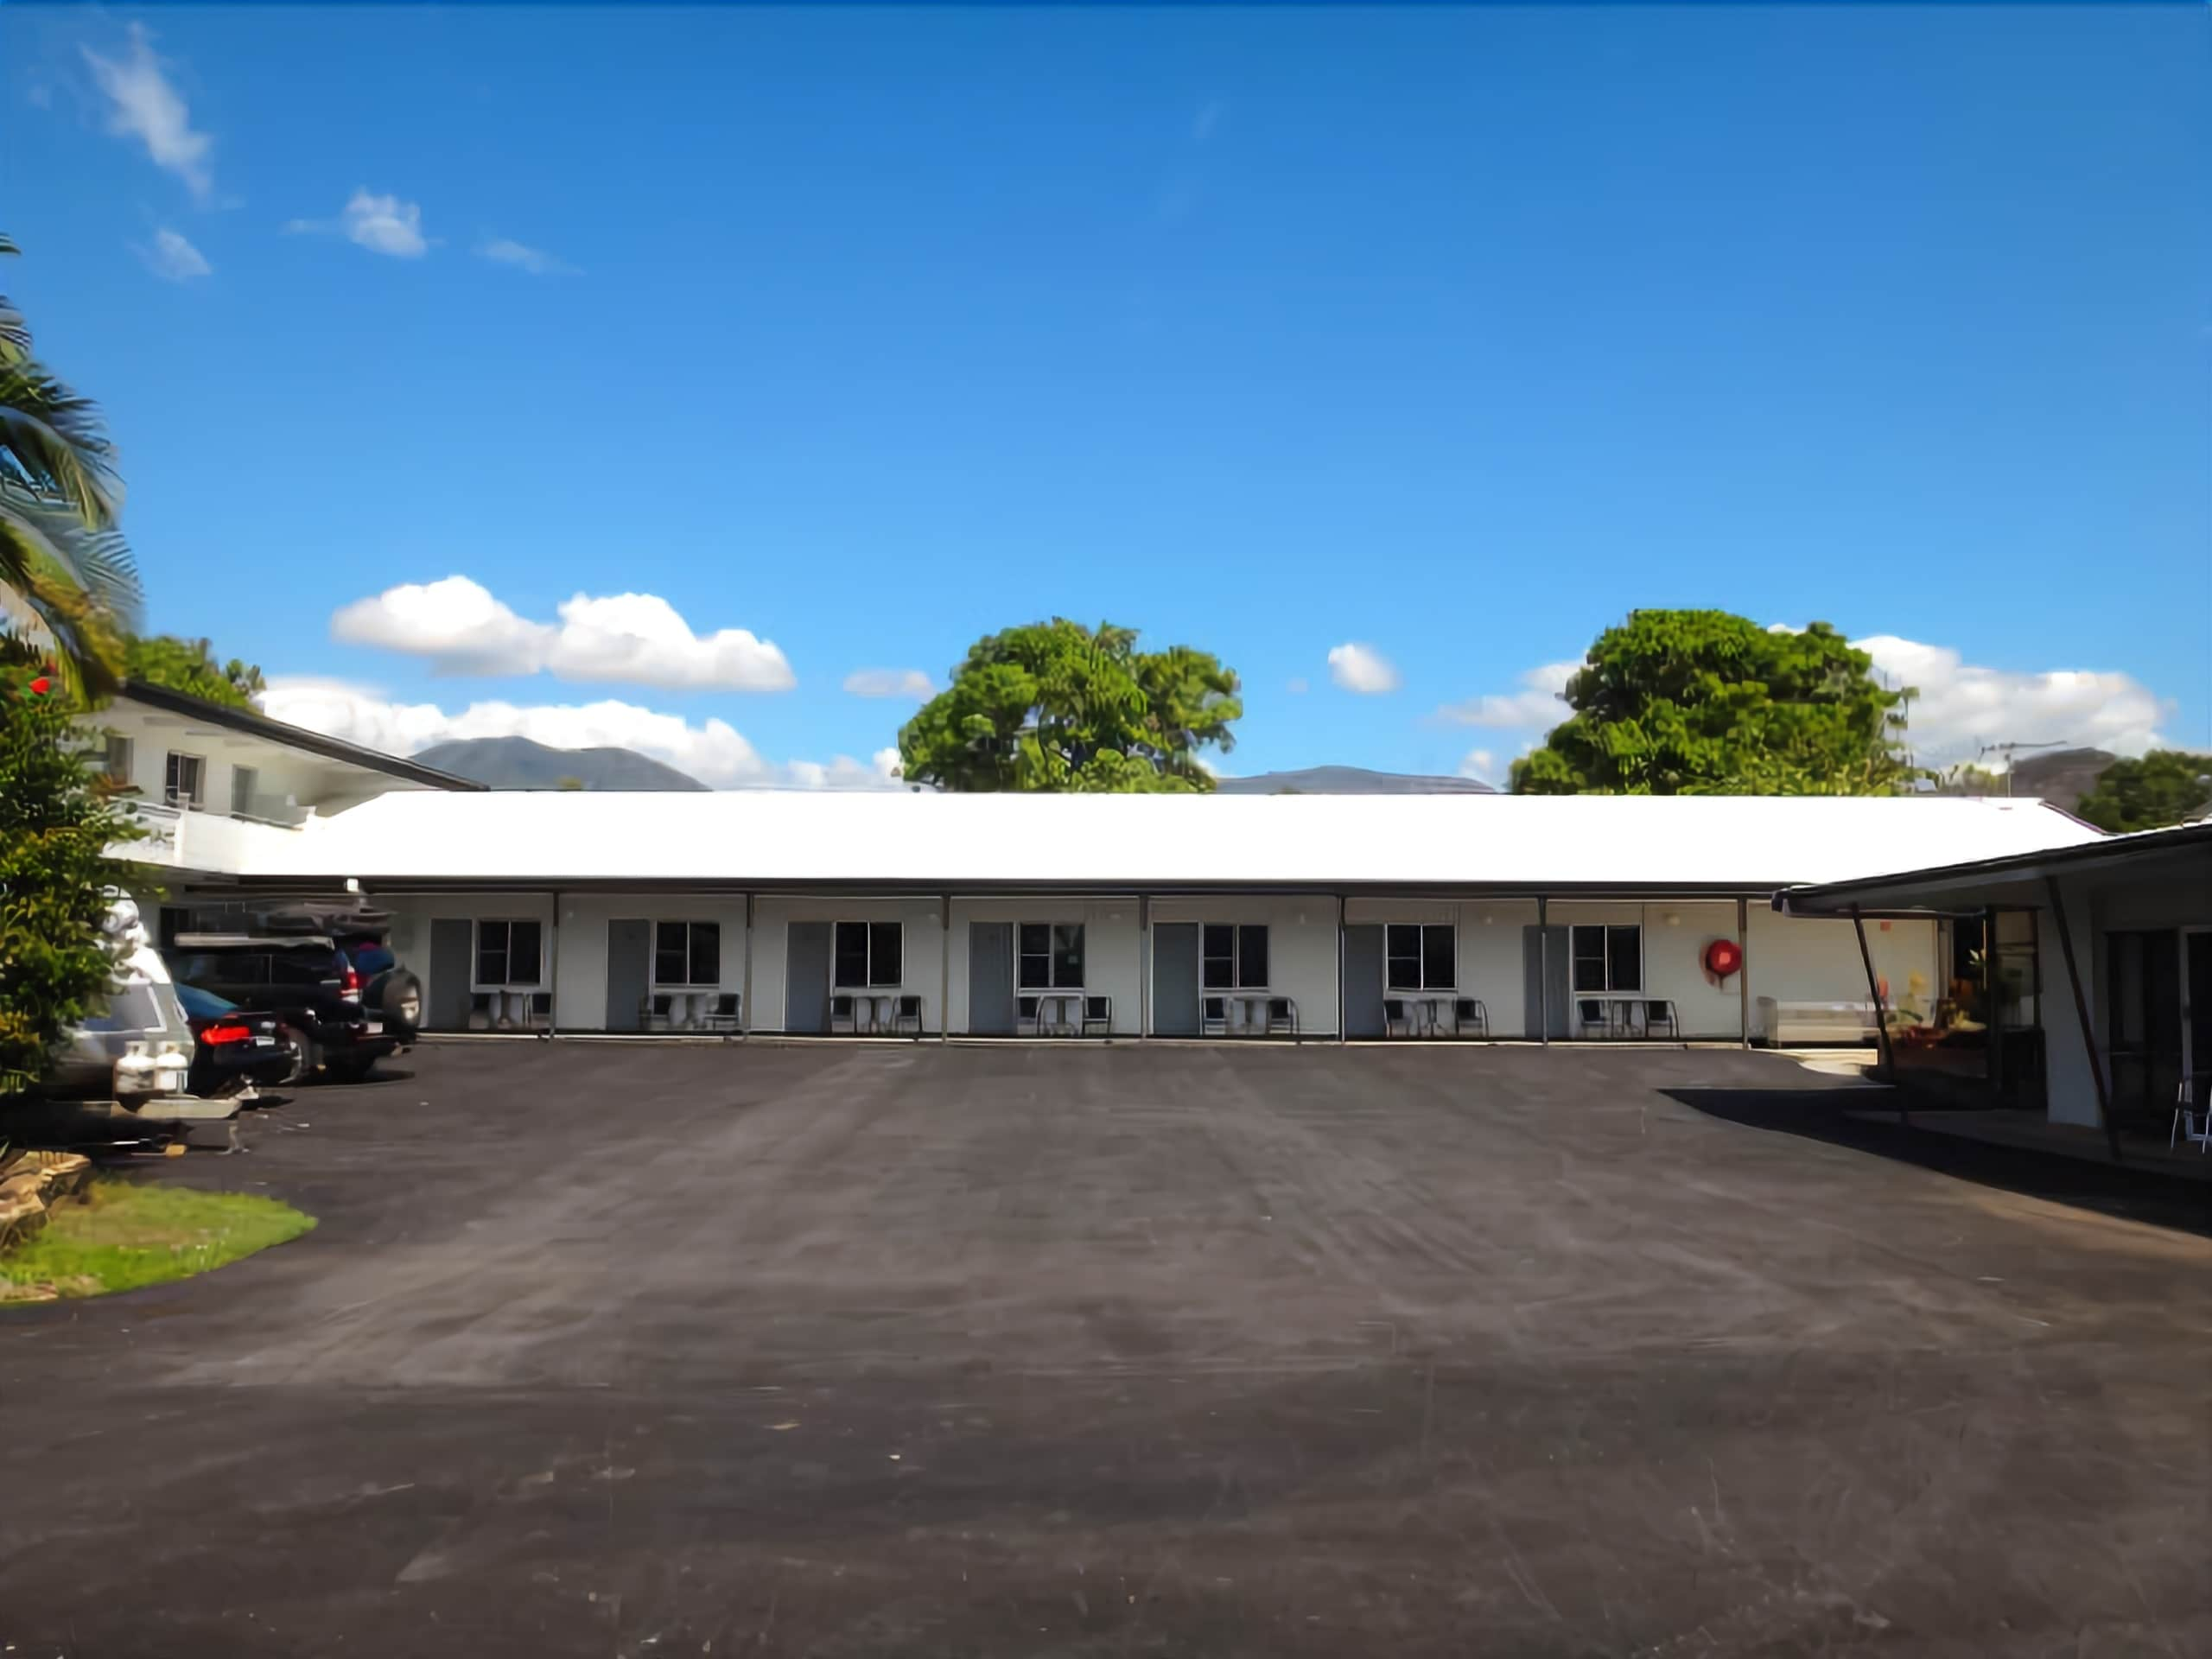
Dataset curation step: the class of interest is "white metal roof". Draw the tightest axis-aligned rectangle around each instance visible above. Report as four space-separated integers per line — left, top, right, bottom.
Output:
240 792 2106 893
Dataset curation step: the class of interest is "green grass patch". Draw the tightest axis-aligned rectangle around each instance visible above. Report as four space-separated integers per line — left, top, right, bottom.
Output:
2 1178 315 1300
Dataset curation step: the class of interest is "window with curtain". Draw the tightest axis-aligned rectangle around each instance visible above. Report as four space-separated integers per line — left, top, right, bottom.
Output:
1386 923 1456 990
476 919 543 988
654 921 721 987
1203 924 1269 988
1018 923 1085 988
833 921 903 988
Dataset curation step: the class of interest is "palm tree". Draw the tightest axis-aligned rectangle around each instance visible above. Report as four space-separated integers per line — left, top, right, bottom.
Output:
1 232 142 695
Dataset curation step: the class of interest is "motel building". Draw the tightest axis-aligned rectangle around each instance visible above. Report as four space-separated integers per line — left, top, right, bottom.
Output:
91 682 2199 1143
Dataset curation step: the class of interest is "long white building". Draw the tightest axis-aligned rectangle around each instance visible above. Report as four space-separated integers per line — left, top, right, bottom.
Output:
92 683 2115 1070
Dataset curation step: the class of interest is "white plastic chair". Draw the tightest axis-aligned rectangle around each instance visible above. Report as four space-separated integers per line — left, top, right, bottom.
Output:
2172 1076 2211 1154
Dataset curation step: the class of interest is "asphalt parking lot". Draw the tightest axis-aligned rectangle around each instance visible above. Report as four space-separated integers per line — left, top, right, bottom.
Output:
3 1041 2207 1656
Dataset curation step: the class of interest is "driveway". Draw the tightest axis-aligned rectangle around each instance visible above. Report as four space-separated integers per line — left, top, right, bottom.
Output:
3 1043 2205 1656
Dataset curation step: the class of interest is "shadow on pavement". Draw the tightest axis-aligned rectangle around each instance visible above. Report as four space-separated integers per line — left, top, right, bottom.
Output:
1668 1086 2212 1239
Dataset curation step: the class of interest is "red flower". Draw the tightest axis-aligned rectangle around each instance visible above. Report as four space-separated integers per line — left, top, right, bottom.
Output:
28 676 52 696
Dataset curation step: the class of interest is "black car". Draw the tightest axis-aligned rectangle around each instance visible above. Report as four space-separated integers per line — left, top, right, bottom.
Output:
175 982 299 1097
163 935 403 1083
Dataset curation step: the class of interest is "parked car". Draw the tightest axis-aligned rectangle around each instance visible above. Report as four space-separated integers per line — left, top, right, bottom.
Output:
44 898 197 1103
174 983 299 1097
251 905 423 1041
163 934 402 1083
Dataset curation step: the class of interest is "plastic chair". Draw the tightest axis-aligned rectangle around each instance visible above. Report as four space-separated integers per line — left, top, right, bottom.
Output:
1201 996 1226 1037
1082 995 1112 1037
892 994 924 1037
1643 1000 1678 1040
701 993 741 1037
1453 997 1488 1039
829 995 855 1035
1382 998 1410 1039
1266 996 1298 1036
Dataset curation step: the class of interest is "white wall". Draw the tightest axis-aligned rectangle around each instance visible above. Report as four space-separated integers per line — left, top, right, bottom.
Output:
947 899 1143 1035
554 893 749 1031
750 896 945 1033
383 893 557 1027
1745 906 1939 1042
1344 898 1535 1034
1150 896 1340 1037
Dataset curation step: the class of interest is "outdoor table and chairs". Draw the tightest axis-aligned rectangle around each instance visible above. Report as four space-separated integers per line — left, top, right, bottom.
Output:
639 991 742 1037
1573 996 1679 1040
1383 995 1488 1039
1025 992 1113 1036
2172 1071 2212 1154
830 992 925 1037
1204 993 1297 1037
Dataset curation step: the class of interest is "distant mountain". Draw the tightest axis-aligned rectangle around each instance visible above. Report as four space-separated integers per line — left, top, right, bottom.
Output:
2005 748 2114 814
415 736 709 792
1215 766 1496 796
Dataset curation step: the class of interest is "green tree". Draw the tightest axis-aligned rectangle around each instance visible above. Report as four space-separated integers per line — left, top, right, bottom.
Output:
2074 750 2212 834
899 620 1241 792
124 634 266 709
0 666 140 1094
0 233 141 696
1510 611 1915 796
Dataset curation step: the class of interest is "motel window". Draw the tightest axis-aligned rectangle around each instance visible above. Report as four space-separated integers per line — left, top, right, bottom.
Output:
230 764 259 817
833 921 903 988
654 921 721 988
1018 923 1085 989
1203 924 1269 989
103 734 134 786
476 919 543 988
1570 925 1641 993
164 751 205 810
1386 924 1456 991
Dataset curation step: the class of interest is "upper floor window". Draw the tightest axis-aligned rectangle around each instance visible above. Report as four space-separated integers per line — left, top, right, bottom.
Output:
230 765 259 817
103 734 133 786
164 752 205 810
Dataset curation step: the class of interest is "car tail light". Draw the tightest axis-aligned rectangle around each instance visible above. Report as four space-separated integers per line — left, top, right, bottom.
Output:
200 1021 255 1046
341 963 363 1001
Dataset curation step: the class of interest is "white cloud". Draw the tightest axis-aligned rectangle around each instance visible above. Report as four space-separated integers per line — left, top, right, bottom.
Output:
1852 634 2169 767
288 190 429 257
1440 635 2172 773
135 226 211 282
842 668 936 700
83 25 213 199
476 237 575 276
331 576 796 691
1326 642 1402 695
1436 660 1580 729
259 677 900 791
1459 748 1497 783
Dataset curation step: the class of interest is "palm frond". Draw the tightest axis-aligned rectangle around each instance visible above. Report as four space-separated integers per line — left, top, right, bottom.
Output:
0 361 123 525
0 511 128 699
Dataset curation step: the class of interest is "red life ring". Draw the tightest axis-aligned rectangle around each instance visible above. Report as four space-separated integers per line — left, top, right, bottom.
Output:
1703 938 1744 979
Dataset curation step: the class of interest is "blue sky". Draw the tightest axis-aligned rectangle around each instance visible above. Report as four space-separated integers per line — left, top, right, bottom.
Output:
7 3 2207 786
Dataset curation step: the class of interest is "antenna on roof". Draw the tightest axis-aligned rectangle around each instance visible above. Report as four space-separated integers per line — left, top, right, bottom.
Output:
1974 739 2067 798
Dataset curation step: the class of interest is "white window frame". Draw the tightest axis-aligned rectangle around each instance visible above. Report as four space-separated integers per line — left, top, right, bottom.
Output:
1386 923 1457 992
474 918 544 989
103 733 134 786
1017 921 1086 990
1570 924 1642 994
164 750 206 810
832 920 903 989
653 920 722 989
1202 923 1269 990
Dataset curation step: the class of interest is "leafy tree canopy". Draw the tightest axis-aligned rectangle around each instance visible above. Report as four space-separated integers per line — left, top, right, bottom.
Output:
2074 750 2212 835
899 620 1241 792
1510 610 1915 796
124 633 265 710
0 667 140 1094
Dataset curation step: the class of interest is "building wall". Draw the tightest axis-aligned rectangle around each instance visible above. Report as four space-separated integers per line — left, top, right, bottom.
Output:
1745 906 1938 1043
383 893 558 1026
946 898 1144 1035
96 706 356 819
748 896 947 1033
1149 895 1340 1037
554 893 750 1030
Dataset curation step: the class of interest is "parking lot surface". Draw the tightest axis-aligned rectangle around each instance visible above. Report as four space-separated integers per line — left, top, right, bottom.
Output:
3 1042 2206 1656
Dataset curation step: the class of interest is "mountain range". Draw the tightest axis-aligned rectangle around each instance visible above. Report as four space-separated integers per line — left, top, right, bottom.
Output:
415 736 710 791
